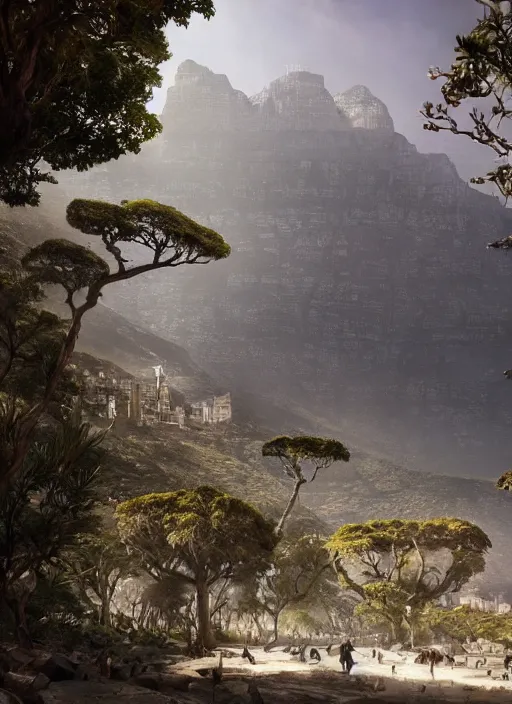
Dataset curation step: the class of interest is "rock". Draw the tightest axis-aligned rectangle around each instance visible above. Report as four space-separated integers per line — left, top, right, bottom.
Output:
251 70 345 131
35 655 80 682
110 663 136 681
3 671 50 703
39 681 178 704
163 643 184 657
6 648 36 672
220 680 249 695
131 673 193 693
334 85 394 132
0 689 22 704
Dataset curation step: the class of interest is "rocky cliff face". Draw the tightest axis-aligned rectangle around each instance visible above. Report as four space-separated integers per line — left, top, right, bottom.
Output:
59 61 512 477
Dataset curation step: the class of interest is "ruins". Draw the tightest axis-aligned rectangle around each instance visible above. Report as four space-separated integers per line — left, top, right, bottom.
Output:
82 363 231 428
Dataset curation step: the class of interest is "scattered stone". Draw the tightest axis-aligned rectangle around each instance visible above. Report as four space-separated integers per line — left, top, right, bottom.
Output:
35 655 80 682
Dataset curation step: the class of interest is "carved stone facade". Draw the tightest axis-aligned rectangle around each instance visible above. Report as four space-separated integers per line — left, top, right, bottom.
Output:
190 393 232 424
82 365 231 428
60 61 512 475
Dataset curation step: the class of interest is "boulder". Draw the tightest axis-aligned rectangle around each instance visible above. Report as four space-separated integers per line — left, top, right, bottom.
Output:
110 663 136 681
2 672 50 704
0 689 22 704
130 673 193 693
6 648 36 672
35 655 80 682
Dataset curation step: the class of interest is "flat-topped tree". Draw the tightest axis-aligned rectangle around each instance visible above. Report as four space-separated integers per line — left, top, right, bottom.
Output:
326 518 491 644
262 435 350 538
115 486 276 651
0 198 229 489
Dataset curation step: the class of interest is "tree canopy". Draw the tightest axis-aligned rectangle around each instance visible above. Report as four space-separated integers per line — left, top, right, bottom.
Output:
422 0 512 233
116 486 276 650
428 605 512 646
326 518 491 642
237 534 333 650
262 435 350 537
0 0 215 206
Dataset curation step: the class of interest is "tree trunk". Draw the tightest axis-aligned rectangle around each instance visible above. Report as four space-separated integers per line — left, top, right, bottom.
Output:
6 597 32 649
100 599 111 627
275 478 306 537
264 614 279 652
195 578 215 651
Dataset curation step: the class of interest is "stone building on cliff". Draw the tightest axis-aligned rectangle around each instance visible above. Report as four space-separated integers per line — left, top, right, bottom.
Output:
82 363 231 428
189 393 232 424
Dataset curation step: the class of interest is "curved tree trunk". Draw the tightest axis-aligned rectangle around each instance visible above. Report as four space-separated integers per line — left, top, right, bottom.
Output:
195 578 215 651
264 614 279 652
276 478 306 538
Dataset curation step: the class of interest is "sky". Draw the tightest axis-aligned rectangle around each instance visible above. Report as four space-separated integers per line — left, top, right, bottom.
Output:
148 0 492 181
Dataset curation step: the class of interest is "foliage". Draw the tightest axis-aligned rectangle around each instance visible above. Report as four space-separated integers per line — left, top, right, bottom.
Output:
326 518 491 641
0 401 104 644
0 0 215 206
238 534 333 648
422 1 512 228
280 609 323 639
428 605 512 646
497 470 512 491
116 485 276 649
25 572 89 648
137 574 195 639
0 199 229 489
262 435 350 536
65 531 136 627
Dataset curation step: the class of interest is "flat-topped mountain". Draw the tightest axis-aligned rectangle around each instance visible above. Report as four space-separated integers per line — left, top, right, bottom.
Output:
59 61 512 479
159 59 393 133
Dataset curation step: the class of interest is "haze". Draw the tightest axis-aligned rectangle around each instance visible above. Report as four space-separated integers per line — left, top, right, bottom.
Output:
152 0 489 181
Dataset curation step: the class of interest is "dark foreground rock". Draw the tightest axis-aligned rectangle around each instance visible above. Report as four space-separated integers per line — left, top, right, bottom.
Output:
39 681 178 704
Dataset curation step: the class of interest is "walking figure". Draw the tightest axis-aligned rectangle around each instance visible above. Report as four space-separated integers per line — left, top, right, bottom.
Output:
339 639 355 675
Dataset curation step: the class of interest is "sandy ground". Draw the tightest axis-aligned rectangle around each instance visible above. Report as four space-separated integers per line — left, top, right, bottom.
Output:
202 645 512 691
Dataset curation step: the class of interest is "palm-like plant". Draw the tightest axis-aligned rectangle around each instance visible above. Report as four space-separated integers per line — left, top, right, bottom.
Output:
0 401 104 645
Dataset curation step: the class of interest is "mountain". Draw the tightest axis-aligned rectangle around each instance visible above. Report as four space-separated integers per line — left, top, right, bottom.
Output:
57 60 512 480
